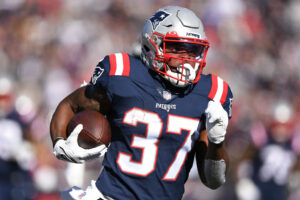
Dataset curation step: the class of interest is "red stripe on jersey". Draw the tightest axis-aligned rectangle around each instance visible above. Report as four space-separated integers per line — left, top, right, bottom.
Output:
220 81 228 105
122 53 130 76
208 74 218 100
109 54 117 75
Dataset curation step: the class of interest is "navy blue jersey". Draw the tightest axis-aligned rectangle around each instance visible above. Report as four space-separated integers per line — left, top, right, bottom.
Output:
90 53 233 200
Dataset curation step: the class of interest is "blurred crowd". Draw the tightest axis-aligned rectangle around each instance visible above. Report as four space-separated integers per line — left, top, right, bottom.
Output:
1 0 300 199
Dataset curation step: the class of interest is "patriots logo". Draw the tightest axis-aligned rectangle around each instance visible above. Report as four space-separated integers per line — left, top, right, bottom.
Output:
92 66 104 85
149 11 170 30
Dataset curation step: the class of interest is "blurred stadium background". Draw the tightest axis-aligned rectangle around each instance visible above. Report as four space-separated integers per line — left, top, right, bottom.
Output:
1 0 300 199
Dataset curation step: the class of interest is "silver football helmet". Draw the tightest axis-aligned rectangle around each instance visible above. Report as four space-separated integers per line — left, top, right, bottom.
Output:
141 6 210 87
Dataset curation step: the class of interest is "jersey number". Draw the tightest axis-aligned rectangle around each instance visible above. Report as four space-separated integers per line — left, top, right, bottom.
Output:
117 107 199 181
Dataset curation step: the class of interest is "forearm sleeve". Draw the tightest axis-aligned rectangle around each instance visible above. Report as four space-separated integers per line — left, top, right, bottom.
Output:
203 159 226 189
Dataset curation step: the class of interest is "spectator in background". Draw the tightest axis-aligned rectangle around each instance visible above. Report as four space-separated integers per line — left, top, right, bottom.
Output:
0 76 36 200
234 101 299 200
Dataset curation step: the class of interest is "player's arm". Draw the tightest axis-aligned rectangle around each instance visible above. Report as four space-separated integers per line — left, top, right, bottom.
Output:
50 84 110 145
195 101 229 189
50 84 110 163
195 128 229 189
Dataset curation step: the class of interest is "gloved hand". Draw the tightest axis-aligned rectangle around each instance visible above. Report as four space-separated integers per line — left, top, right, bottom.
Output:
205 101 229 144
53 124 107 163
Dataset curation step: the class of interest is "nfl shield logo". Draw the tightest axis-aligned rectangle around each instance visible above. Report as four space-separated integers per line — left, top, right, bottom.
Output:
163 91 172 100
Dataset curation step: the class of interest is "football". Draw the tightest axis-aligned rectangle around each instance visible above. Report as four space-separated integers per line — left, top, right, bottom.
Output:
67 110 111 149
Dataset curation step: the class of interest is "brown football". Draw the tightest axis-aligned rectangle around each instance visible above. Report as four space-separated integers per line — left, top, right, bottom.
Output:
67 110 111 149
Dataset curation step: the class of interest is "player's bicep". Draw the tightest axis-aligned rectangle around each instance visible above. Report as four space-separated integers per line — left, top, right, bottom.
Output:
85 84 111 114
64 84 110 115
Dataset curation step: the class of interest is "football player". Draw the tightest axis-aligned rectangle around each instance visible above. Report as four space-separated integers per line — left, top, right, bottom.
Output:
50 6 233 200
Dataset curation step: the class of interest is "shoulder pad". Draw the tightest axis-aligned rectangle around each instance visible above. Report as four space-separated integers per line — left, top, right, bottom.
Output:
208 74 229 105
108 53 130 76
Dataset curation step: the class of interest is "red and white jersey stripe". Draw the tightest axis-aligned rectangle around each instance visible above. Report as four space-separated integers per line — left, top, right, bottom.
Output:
208 74 228 105
109 53 130 76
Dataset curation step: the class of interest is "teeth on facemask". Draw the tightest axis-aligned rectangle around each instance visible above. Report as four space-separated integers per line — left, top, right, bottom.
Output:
178 64 194 81
164 63 198 87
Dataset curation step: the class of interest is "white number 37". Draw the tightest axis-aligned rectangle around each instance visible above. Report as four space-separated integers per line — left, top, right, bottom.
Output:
117 107 199 181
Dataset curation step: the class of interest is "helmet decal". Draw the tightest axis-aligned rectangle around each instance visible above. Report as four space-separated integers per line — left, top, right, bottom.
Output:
150 11 170 30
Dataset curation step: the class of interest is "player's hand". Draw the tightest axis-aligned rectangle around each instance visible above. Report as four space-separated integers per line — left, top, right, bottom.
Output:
205 100 228 144
53 124 107 163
